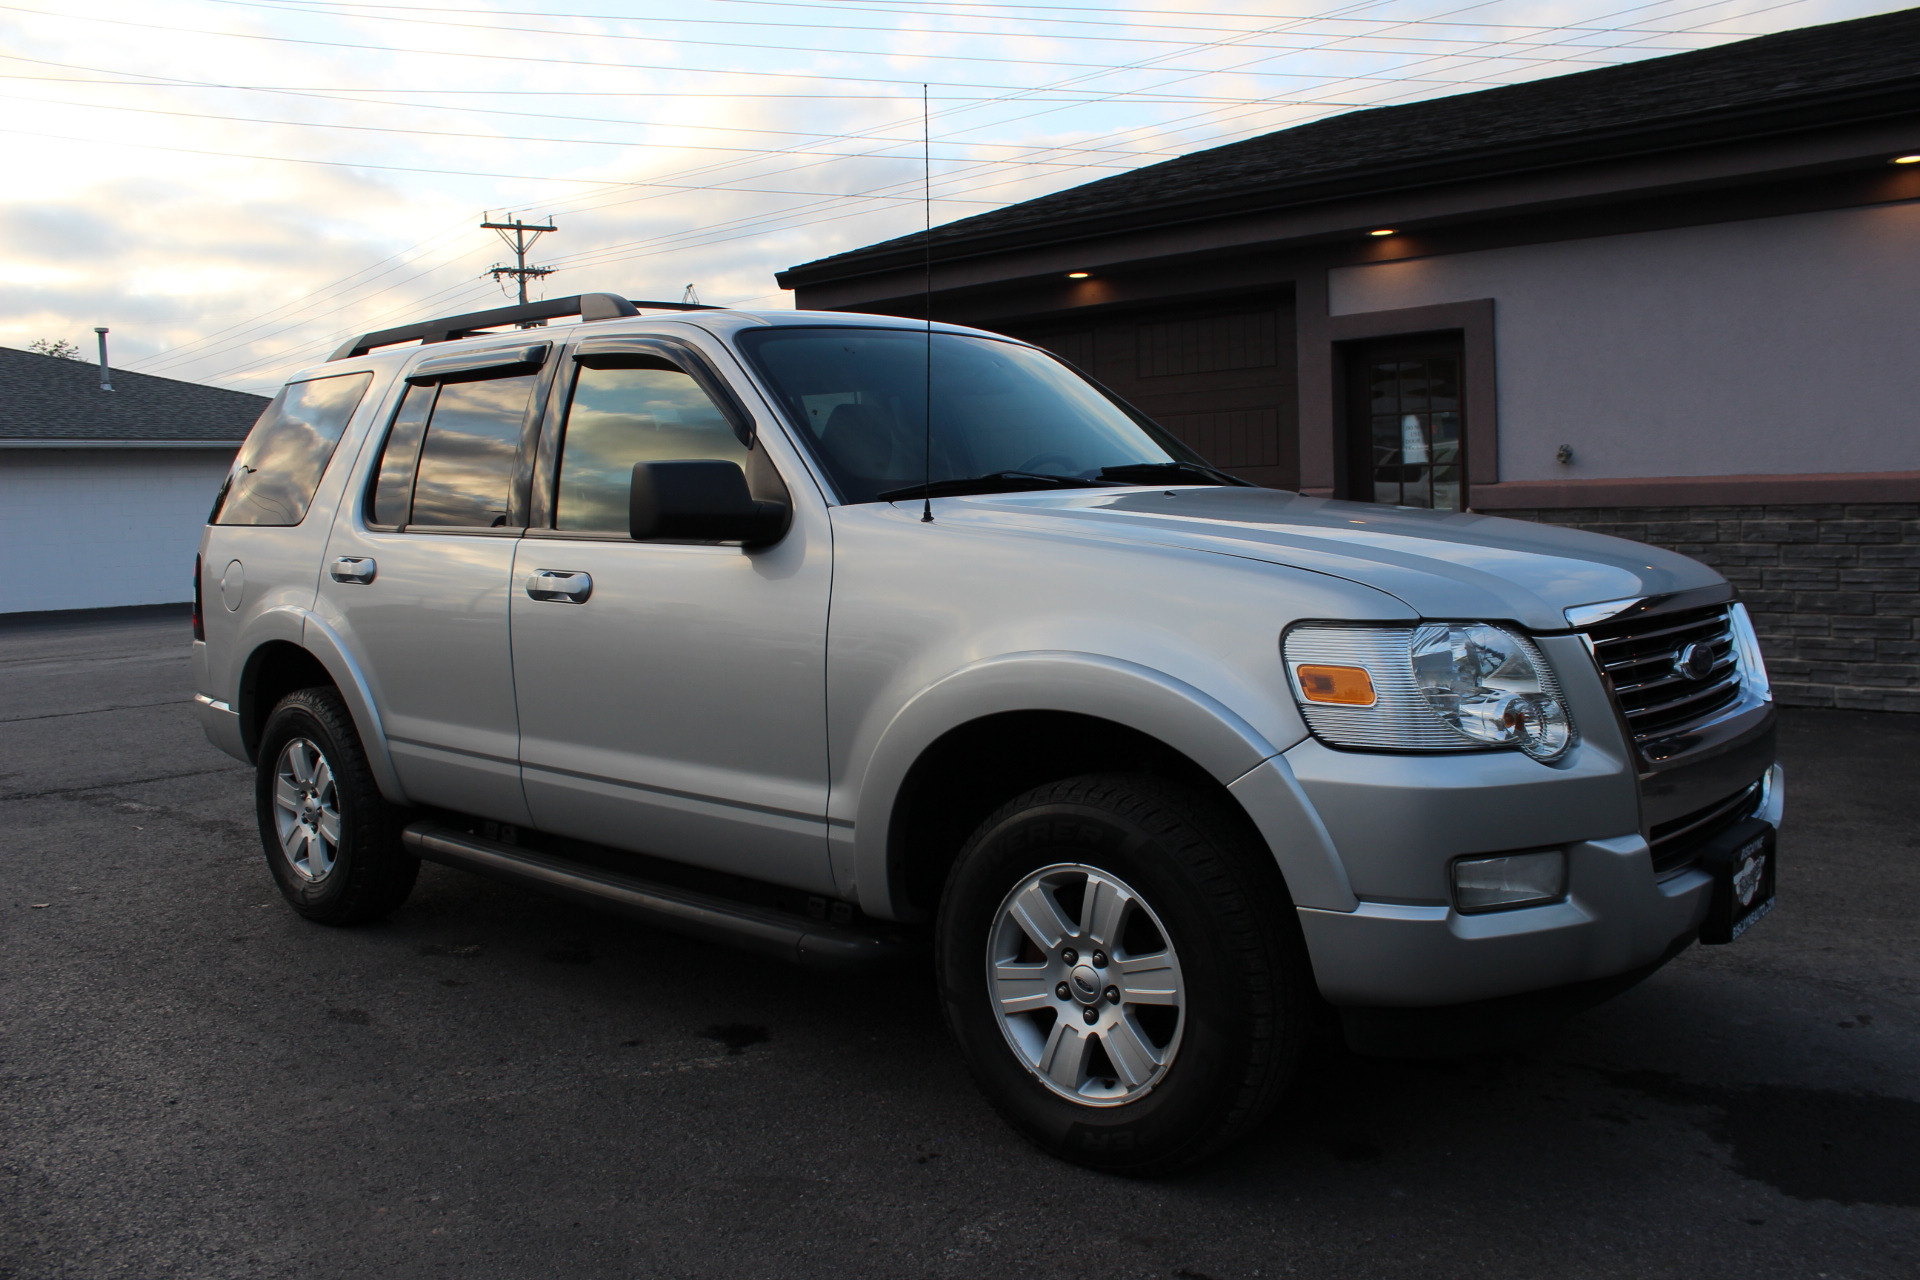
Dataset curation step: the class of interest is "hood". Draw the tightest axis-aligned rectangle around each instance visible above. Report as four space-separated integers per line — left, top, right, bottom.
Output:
930 487 1725 631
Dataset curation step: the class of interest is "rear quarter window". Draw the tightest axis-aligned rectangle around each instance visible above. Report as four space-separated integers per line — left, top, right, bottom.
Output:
212 371 373 526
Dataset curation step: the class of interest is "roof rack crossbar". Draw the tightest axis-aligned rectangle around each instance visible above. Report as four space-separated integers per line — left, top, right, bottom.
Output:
327 293 718 361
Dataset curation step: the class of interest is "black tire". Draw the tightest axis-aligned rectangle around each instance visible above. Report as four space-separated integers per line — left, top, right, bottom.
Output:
936 773 1311 1174
255 686 418 925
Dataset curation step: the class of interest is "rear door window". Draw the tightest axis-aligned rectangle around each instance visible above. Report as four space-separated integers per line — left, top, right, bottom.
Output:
407 373 540 527
212 372 372 525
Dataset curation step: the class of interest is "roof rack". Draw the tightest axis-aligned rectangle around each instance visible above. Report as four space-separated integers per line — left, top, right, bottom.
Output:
327 292 719 361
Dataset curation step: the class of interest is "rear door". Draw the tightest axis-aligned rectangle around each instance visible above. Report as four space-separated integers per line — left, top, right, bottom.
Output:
508 334 835 894
315 344 552 824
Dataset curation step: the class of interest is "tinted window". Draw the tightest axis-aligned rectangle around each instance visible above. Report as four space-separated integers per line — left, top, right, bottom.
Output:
735 328 1193 504
212 372 372 525
408 374 537 527
555 359 749 533
368 382 436 526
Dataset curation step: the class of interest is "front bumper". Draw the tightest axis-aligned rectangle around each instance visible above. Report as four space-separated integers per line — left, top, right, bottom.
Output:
1290 748 1784 1009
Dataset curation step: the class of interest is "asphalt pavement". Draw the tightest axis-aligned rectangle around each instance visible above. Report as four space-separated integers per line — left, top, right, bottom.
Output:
3 607 1916 1280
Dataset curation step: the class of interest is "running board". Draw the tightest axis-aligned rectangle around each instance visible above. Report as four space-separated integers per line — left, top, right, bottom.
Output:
400 822 905 973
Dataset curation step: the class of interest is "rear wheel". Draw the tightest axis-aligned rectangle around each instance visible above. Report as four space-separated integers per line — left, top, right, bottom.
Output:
936 774 1311 1174
255 687 417 924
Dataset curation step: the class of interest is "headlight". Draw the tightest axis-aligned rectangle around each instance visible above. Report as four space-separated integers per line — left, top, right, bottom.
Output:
1728 602 1772 702
1285 622 1577 761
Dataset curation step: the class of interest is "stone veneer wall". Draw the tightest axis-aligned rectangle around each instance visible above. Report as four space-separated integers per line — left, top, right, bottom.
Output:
1493 503 1920 713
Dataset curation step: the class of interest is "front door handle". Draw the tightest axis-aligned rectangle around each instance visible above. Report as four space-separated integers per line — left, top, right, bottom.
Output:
330 557 376 584
525 569 592 603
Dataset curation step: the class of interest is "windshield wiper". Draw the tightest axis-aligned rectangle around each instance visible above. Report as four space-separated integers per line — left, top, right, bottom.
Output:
874 471 1118 502
1096 461 1252 487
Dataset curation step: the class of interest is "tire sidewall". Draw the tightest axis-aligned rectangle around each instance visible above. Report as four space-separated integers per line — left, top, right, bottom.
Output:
937 788 1270 1171
255 694 363 917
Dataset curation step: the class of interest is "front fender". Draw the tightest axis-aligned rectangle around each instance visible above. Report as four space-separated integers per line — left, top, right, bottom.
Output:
848 651 1351 918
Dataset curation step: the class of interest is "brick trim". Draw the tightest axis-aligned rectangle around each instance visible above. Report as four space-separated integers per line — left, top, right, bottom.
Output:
1499 502 1920 714
1472 472 1920 508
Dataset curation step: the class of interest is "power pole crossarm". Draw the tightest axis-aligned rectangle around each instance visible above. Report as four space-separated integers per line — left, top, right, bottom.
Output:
482 214 558 316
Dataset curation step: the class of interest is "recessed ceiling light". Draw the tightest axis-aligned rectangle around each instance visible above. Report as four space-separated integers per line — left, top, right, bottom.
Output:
1895 154 1920 164
1066 271 1090 278
1369 228 1396 237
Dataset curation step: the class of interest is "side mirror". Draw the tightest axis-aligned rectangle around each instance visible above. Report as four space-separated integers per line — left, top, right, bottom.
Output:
630 460 790 548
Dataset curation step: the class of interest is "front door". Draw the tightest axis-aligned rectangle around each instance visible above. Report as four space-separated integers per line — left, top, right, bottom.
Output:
317 360 547 824
508 338 835 894
1344 335 1467 511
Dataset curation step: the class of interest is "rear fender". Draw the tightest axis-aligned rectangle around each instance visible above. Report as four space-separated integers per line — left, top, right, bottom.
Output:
251 608 409 804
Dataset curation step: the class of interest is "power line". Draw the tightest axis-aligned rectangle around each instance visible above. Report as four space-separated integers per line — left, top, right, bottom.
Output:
0 124 1006 202
0 1 1697 88
205 0 1734 62
0 89 1162 168
233 0 1771 43
121 0 1816 386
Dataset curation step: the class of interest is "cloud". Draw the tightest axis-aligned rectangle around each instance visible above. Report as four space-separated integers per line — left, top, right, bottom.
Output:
0 0 1889 393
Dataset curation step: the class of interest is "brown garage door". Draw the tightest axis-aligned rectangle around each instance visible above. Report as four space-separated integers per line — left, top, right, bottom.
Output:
996 296 1297 489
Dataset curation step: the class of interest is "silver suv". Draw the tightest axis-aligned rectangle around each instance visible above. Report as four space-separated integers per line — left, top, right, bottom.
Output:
194 293 1781 1173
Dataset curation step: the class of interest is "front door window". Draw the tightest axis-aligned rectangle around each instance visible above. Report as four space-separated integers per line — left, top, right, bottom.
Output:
1348 339 1464 511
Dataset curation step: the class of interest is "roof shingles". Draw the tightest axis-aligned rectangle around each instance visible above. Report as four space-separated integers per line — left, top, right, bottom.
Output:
782 7 1920 284
0 347 270 443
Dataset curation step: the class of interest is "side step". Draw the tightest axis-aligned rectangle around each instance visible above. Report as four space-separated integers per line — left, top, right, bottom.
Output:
400 822 907 973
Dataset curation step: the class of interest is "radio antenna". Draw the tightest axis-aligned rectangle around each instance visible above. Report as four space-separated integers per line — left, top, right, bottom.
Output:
920 82 934 525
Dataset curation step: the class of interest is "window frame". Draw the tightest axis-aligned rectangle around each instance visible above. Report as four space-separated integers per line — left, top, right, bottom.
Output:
525 334 762 541
1340 331 1469 512
1325 298 1497 507
360 341 559 535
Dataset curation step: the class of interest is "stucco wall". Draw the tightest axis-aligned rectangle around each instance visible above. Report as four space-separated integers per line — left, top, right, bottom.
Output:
1328 200 1920 483
0 449 234 614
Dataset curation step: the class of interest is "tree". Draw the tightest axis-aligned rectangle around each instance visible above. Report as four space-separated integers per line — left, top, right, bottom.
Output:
29 338 82 360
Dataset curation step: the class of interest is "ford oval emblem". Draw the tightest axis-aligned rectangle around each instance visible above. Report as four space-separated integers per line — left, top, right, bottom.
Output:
1673 641 1715 682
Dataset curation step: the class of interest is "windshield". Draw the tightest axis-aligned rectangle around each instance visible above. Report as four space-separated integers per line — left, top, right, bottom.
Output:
734 327 1209 503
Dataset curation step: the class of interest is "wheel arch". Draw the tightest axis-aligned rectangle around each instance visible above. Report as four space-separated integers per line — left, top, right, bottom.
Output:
237 611 408 804
853 652 1339 921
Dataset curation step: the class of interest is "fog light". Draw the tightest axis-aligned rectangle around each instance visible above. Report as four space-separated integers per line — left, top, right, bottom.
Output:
1452 850 1566 912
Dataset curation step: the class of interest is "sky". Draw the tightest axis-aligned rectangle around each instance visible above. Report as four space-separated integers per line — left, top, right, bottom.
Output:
0 0 1897 394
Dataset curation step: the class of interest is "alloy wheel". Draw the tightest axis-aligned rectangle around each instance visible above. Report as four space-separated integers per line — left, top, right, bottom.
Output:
272 737 340 882
986 863 1186 1106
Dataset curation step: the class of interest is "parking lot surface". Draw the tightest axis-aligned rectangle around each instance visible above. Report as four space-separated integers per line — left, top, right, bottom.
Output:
3 608 1917 1279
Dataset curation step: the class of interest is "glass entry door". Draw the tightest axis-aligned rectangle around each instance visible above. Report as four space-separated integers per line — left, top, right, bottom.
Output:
1346 336 1465 511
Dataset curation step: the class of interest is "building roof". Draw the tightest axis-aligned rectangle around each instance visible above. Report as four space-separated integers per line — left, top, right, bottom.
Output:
780 6 1920 287
0 346 270 445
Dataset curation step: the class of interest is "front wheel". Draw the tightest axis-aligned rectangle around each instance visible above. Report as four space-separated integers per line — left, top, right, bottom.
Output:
936 774 1312 1174
255 686 417 925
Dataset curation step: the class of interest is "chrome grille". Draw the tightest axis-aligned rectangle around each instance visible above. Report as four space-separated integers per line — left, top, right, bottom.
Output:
1583 604 1742 750
1647 779 1762 875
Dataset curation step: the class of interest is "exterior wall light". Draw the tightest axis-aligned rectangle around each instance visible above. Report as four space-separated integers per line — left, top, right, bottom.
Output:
1895 154 1920 164
1370 228 1395 236
1066 271 1091 278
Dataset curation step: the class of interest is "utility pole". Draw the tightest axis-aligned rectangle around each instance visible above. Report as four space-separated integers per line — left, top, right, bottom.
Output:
482 214 556 320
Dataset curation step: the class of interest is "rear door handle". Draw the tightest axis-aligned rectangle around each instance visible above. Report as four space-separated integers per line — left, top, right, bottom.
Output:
330 557 376 584
525 569 592 603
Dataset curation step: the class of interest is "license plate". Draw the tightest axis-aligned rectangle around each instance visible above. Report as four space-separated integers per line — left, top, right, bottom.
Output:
1699 817 1776 945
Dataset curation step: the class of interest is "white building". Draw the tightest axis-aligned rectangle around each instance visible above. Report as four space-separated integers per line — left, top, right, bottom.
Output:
0 347 269 615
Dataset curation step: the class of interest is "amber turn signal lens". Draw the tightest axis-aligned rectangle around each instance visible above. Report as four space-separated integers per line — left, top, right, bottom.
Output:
1296 664 1376 706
